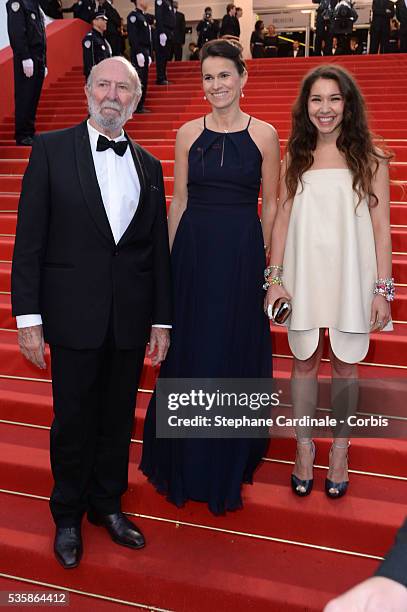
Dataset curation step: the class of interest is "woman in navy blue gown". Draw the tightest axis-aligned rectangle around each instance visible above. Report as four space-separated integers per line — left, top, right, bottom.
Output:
140 40 280 514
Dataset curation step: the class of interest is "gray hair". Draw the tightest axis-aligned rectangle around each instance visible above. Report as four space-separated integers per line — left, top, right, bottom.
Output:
86 57 142 97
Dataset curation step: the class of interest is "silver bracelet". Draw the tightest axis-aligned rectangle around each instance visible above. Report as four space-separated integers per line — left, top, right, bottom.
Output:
373 278 395 302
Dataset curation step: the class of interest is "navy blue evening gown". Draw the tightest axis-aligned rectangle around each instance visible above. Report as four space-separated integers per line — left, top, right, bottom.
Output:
140 117 272 514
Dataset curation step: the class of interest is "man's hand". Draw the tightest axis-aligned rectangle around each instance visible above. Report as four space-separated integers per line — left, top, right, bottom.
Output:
324 576 407 612
159 33 167 46
17 325 46 369
22 59 34 78
148 327 170 367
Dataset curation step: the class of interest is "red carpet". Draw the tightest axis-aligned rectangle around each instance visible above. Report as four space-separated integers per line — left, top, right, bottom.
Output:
0 53 406 610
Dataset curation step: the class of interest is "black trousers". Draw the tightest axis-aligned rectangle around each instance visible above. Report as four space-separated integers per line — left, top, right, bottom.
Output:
49 331 145 527
13 56 45 143
370 20 390 53
400 27 407 53
170 42 183 61
134 52 149 110
156 37 172 82
314 16 332 55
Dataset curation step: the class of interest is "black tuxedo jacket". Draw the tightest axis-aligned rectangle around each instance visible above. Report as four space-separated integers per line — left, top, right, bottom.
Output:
11 121 172 350
376 518 407 586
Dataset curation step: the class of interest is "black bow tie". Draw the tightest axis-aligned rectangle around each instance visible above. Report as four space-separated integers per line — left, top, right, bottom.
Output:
96 135 128 156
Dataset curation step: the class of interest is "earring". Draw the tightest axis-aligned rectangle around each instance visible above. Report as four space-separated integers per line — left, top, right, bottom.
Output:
241 90 244 98
203 95 207 100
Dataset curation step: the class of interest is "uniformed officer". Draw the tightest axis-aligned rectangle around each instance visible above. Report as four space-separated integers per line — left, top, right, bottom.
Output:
99 0 123 55
62 0 97 22
128 0 153 112
6 0 47 146
155 0 175 85
370 0 395 54
82 10 112 80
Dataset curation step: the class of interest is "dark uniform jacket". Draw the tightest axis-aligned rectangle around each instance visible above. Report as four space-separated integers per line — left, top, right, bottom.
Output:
11 121 172 349
220 14 240 37
82 28 112 77
6 0 46 63
40 0 62 19
196 18 218 47
63 0 96 23
127 8 152 58
155 0 176 39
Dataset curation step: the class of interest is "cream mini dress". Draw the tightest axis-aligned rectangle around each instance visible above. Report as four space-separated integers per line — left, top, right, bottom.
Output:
283 169 392 364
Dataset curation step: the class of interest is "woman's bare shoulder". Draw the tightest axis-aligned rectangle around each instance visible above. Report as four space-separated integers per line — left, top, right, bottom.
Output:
249 117 279 143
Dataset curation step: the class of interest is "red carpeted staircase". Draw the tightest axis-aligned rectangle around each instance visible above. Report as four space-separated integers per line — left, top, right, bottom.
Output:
0 55 406 611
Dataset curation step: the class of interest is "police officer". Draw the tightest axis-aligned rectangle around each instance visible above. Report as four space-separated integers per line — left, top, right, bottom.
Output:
196 6 219 48
155 0 175 85
127 0 153 112
62 0 97 22
82 10 112 80
99 0 123 55
370 0 395 53
6 0 46 146
170 0 186 60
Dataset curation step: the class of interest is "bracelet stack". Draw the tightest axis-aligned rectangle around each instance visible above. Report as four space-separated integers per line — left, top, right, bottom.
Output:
263 265 283 291
373 278 395 302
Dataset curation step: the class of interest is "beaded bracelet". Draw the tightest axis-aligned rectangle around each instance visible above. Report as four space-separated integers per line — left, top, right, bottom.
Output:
263 276 283 291
373 278 395 302
264 265 283 281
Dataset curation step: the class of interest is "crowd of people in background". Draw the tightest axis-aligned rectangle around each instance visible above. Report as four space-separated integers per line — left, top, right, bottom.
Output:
5 0 407 144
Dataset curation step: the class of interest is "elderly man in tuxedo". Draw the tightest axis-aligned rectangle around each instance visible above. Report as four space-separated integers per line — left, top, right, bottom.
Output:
11 56 172 569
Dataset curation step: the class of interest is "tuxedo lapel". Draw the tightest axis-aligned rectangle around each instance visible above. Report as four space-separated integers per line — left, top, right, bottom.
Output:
74 121 115 245
117 134 149 246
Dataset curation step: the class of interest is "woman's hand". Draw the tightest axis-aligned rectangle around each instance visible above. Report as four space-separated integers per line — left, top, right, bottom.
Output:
264 284 291 320
370 295 391 331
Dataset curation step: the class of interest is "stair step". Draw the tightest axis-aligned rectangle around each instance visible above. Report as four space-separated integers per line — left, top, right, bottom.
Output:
0 490 385 612
0 576 137 610
0 379 406 476
0 423 405 558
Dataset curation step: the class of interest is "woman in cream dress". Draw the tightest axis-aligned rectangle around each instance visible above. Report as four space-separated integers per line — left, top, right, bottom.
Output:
265 65 393 498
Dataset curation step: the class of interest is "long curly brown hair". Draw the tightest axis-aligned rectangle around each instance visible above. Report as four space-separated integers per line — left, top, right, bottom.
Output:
285 64 391 207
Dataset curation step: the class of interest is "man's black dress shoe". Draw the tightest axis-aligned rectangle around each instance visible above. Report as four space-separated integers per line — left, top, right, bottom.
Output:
16 137 34 146
87 511 145 549
54 527 83 569
156 80 170 85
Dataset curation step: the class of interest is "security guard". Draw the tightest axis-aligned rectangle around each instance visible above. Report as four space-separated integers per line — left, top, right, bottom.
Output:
370 0 395 54
128 0 153 113
82 10 112 80
6 0 46 146
155 0 175 84
99 0 123 55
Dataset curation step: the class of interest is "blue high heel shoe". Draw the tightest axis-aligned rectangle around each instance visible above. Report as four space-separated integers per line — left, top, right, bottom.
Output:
325 441 350 499
291 440 315 497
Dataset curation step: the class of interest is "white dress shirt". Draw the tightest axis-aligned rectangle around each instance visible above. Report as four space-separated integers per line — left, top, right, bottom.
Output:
16 121 170 329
